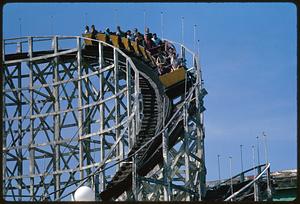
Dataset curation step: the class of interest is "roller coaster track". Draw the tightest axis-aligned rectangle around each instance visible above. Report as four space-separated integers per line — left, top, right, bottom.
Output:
224 163 272 201
2 35 206 201
204 163 272 201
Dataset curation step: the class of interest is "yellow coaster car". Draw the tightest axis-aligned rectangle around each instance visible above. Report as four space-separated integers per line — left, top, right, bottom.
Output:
159 67 186 88
110 35 120 48
96 33 108 42
82 33 93 45
82 33 109 46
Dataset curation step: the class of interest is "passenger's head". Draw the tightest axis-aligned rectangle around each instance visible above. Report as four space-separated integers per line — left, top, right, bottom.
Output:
153 33 157 39
91 25 95 29
85 25 89 30
126 30 131 35
117 26 121 31
133 28 138 33
106 27 110 32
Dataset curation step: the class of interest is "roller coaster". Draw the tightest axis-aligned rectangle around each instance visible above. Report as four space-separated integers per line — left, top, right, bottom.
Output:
2 31 273 201
2 31 207 201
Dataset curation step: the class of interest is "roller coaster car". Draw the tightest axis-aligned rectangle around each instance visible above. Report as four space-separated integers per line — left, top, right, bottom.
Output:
121 37 133 52
83 33 106 46
159 67 188 98
146 50 157 68
138 45 150 62
96 33 109 43
130 41 141 57
82 33 93 45
159 66 185 87
109 35 125 49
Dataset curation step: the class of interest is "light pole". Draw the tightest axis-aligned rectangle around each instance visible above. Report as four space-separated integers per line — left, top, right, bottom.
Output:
17 17 22 53
197 39 200 57
160 12 164 39
217 154 221 186
193 24 197 52
262 132 272 200
114 9 118 28
229 156 233 201
18 18 22 37
181 16 184 44
256 136 261 174
262 132 269 165
143 10 146 30
51 15 54 35
84 12 87 26
252 145 258 201
240 145 244 182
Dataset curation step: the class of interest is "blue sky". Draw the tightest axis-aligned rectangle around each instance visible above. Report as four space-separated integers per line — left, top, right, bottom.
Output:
3 2 297 182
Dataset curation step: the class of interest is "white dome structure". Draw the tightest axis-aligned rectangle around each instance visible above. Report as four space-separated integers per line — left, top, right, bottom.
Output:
73 186 95 201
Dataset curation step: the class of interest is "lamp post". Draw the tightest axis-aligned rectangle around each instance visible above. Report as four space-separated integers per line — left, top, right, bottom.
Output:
51 15 54 35
240 144 244 182
160 12 164 39
19 18 22 37
252 145 258 201
262 132 272 200
197 40 200 57
84 12 87 26
193 24 197 52
229 156 233 201
262 132 269 165
181 16 184 44
17 18 22 53
114 9 118 29
256 136 261 174
217 154 221 186
143 10 146 30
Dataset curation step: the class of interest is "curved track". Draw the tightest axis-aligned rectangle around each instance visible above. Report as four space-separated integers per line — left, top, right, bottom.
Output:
81 39 188 200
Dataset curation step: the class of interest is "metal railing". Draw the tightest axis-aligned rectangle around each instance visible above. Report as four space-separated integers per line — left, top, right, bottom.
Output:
224 163 271 201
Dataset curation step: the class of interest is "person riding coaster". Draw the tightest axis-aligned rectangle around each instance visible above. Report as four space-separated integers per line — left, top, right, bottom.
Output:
82 26 183 78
